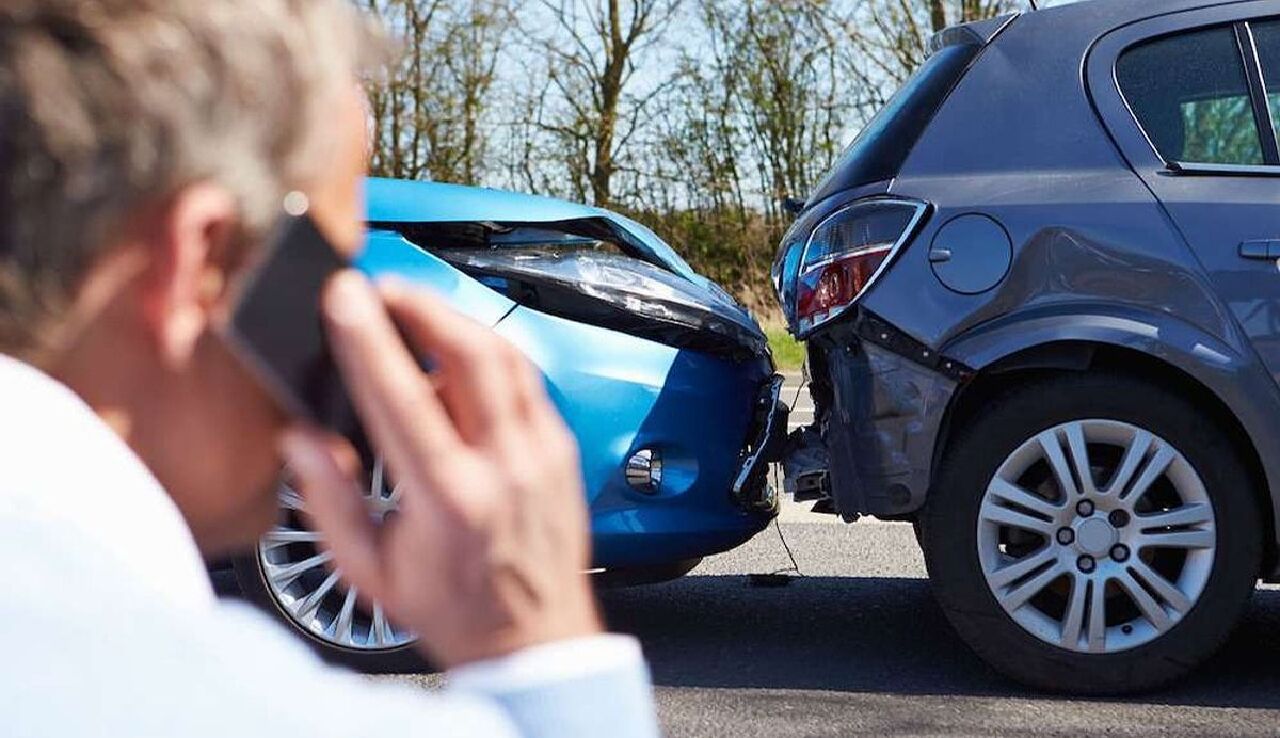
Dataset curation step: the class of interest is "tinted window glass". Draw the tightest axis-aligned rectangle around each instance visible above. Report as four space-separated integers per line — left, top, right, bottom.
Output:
806 42 981 205
1117 26 1264 165
1250 20 1280 148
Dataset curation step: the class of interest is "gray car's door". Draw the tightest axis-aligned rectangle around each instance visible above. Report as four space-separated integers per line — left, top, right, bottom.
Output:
1089 2 1280 385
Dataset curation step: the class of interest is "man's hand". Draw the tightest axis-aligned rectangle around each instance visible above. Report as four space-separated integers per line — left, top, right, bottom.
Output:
280 271 602 668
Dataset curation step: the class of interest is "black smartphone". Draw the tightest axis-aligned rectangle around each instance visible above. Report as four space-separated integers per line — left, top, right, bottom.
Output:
223 213 361 439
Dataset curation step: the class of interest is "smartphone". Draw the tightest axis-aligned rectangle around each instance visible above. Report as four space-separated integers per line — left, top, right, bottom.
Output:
223 213 362 439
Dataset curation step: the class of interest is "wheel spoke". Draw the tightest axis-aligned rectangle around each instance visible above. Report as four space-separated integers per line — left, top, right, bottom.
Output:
265 550 333 588
988 477 1064 521
1136 503 1213 531
1128 559 1192 615
1137 528 1215 551
261 529 323 548
1104 429 1153 497
371 603 392 648
369 461 384 501
1116 569 1172 632
996 560 1066 612
980 495 1056 536
1086 578 1107 653
1037 428 1081 498
279 485 306 512
1120 441 1175 503
289 569 342 622
1060 574 1088 649
1062 422 1097 496
987 545 1059 589
334 587 358 645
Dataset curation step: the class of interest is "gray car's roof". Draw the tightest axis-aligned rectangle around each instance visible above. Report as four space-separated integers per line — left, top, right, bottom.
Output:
1022 0 1254 37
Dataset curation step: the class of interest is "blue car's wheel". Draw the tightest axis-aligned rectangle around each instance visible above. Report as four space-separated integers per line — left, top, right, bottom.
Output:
233 466 426 673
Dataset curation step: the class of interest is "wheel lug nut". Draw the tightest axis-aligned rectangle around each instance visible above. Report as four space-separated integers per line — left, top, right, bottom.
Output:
1111 544 1130 563
1056 528 1075 545
1077 555 1096 574
1109 509 1130 528
1076 500 1095 517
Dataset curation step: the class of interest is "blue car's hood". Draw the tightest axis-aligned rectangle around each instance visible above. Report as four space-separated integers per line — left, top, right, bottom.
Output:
365 178 767 361
367 178 699 282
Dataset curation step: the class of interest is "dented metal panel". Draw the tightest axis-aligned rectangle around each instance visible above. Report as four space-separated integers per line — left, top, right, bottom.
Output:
819 331 956 517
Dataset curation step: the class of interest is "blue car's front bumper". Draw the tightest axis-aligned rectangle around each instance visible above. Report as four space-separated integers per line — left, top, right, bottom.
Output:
497 304 780 568
359 228 781 571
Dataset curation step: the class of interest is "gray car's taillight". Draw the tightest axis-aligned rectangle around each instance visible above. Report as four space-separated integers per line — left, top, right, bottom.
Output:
794 198 928 336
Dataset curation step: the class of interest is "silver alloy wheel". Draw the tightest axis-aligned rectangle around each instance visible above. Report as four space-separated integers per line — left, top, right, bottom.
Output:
977 419 1215 654
257 460 417 651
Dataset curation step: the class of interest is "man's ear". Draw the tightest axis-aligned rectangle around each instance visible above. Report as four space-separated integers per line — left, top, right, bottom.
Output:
140 183 239 369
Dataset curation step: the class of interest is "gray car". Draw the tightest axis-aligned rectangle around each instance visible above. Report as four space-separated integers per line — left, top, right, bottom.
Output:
774 0 1280 693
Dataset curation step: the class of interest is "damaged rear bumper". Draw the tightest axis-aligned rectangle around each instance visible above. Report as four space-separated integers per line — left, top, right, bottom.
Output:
784 311 969 518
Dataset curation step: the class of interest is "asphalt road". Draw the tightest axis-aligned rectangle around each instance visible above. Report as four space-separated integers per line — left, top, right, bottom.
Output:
387 374 1280 736
388 507 1280 737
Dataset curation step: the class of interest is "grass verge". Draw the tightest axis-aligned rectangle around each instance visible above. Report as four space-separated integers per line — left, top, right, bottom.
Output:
766 326 805 370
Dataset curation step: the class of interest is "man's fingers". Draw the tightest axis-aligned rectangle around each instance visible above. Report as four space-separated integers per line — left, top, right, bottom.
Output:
322 271 459 486
280 426 386 601
378 279 523 445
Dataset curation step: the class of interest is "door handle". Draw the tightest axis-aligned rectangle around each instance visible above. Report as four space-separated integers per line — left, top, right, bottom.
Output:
1240 240 1280 259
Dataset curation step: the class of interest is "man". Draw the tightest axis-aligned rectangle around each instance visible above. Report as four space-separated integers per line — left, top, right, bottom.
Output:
0 1 658 736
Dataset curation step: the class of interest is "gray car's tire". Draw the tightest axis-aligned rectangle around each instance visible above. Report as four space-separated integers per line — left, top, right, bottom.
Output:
921 373 1261 694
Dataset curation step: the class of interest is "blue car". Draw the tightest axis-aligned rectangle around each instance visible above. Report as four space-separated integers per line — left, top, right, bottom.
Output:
231 178 786 670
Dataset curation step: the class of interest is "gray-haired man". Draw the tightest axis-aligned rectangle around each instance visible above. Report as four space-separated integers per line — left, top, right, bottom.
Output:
0 2 658 735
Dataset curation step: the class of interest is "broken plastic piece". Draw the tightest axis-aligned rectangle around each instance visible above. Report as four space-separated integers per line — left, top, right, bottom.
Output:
781 426 831 500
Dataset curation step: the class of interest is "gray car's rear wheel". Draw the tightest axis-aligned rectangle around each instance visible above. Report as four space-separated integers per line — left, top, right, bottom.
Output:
922 373 1261 693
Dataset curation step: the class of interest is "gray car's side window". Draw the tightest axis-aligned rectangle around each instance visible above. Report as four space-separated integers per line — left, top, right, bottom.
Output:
1117 25 1266 166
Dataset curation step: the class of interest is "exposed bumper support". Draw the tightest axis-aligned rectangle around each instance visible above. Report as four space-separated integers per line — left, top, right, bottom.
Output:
732 374 789 512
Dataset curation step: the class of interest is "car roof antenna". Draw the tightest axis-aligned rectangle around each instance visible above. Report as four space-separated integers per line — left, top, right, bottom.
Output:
1027 0 1038 8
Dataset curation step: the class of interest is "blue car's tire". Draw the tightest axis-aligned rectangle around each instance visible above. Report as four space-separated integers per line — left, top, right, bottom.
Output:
230 469 428 674
231 553 429 674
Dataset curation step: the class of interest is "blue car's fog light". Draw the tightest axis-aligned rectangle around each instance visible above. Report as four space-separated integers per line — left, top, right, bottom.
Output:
625 449 663 493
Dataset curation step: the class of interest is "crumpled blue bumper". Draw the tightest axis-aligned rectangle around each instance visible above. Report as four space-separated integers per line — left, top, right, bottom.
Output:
359 231 778 570
496 304 778 568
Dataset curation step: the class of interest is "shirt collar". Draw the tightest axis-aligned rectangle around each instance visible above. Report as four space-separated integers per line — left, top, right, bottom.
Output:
0 355 215 609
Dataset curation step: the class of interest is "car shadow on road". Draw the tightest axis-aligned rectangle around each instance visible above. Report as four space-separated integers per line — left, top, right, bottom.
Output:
599 574 1280 709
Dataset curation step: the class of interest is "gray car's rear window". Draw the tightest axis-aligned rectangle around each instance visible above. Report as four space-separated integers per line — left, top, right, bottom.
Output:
806 42 982 205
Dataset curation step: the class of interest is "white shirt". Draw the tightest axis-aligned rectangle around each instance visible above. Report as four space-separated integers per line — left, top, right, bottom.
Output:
0 356 658 737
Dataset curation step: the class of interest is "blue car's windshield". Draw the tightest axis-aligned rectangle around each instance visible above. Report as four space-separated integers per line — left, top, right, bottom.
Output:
806 42 982 205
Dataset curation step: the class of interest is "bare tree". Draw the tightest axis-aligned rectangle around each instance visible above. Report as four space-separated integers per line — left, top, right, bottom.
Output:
531 0 681 207
363 0 518 183
844 0 1016 89
364 0 446 178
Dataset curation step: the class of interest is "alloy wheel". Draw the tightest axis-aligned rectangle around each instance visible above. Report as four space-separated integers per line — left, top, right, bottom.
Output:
977 419 1215 654
257 460 416 652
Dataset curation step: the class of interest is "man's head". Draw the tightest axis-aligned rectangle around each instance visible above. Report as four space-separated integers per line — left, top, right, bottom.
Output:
0 0 377 554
